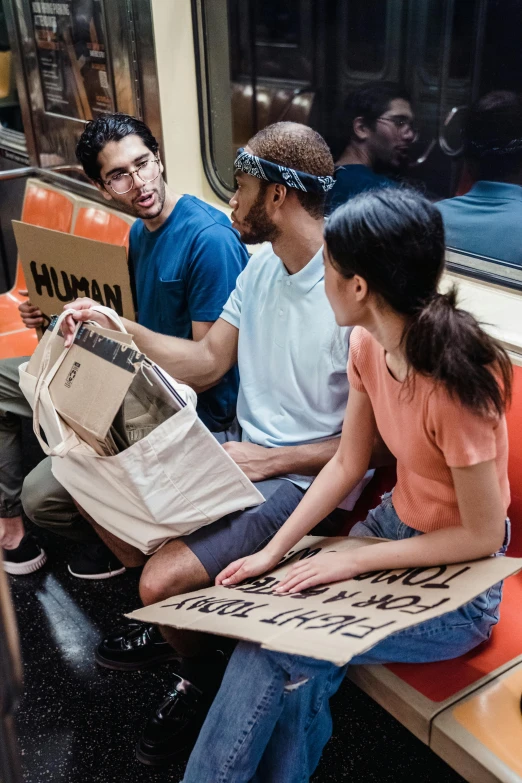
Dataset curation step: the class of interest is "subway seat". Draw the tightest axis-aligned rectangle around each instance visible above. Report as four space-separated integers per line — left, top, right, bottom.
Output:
72 203 132 247
344 364 522 781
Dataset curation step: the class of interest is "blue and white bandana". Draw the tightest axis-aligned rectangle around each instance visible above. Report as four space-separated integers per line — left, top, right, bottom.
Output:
234 147 334 194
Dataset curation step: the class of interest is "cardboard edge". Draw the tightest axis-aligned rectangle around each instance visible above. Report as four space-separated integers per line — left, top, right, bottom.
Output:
12 219 129 252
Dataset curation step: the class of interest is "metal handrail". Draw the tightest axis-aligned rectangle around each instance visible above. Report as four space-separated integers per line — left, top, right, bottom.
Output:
0 164 91 183
410 139 437 168
48 164 89 178
0 166 36 181
437 0 463 157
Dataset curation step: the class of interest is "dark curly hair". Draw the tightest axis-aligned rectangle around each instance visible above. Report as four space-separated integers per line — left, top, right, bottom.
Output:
466 90 522 181
76 113 159 183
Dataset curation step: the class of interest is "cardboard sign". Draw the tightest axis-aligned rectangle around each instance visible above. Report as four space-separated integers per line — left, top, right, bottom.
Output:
129 536 522 666
13 221 135 327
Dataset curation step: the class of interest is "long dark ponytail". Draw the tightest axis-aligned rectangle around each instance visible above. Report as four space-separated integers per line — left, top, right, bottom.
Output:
324 188 512 417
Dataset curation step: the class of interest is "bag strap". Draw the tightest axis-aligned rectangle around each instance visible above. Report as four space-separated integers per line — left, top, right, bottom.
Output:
32 309 82 456
88 305 129 334
32 306 128 456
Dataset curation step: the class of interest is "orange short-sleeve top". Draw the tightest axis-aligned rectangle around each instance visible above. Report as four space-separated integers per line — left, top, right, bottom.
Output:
348 326 510 532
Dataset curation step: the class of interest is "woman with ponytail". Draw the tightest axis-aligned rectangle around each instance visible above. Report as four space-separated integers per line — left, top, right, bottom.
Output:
182 189 512 783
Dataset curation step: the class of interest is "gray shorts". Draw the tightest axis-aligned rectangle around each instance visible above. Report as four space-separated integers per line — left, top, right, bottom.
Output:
182 424 340 579
183 478 305 580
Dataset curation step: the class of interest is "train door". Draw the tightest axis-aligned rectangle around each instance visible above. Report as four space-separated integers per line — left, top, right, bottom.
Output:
0 0 162 292
0 0 28 293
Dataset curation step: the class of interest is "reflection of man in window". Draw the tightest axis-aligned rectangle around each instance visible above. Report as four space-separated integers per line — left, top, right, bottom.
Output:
326 82 416 214
438 91 522 266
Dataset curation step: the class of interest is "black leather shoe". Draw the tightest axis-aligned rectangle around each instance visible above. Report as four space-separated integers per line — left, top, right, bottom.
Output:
95 622 180 671
136 677 205 766
135 651 227 767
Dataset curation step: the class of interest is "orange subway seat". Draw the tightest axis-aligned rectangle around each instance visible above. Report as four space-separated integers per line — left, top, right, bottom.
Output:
73 206 132 248
0 328 38 359
22 182 75 233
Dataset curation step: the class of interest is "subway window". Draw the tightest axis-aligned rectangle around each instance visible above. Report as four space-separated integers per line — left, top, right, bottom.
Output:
193 0 522 274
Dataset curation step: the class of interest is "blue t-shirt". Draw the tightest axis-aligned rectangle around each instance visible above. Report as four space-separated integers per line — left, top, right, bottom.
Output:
326 164 398 215
130 195 248 431
437 181 522 266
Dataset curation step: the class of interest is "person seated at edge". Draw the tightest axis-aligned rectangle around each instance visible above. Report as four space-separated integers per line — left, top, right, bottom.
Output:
325 81 417 214
181 187 512 783
437 90 522 266
61 121 375 766
0 113 247 579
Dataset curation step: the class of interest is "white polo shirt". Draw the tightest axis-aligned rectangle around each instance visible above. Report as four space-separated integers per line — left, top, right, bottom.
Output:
220 244 372 507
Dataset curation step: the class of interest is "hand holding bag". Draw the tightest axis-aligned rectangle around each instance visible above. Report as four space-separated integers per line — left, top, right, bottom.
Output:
19 307 264 554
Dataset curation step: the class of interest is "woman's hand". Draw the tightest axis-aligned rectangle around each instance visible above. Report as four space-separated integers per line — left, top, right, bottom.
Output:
216 549 282 586
62 298 112 346
275 551 360 594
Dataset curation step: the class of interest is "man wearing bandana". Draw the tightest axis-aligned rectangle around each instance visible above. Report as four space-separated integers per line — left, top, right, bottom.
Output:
62 121 373 765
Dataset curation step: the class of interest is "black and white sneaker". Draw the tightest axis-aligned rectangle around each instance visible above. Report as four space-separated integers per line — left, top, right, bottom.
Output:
3 533 47 575
68 541 126 580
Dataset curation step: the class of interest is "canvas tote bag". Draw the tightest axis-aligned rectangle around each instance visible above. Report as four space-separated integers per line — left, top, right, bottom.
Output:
19 308 264 554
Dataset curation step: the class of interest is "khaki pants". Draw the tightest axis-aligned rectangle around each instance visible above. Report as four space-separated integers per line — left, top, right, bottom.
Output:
0 356 96 543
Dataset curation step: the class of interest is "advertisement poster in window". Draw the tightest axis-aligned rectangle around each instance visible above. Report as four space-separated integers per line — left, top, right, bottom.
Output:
31 0 114 121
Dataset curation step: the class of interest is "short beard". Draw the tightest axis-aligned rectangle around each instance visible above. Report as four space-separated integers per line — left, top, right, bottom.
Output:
139 176 166 221
374 154 408 177
114 176 166 220
240 185 281 245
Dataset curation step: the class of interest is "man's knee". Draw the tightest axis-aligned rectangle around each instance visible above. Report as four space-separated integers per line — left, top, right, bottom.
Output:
139 541 210 605
21 459 76 526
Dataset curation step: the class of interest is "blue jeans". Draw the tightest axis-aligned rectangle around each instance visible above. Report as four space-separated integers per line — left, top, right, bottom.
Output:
182 494 510 783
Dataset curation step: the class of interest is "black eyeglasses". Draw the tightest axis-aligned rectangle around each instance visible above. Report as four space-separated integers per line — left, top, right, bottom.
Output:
376 116 419 140
104 157 161 194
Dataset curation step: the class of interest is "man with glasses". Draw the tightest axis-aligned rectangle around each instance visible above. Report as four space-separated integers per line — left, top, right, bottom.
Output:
326 81 417 214
0 113 247 579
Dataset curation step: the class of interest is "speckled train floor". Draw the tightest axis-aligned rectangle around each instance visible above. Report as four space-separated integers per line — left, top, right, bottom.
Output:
8 431 465 783
7 527 466 783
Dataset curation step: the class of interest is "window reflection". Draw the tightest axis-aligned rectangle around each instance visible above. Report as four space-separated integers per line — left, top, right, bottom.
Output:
196 0 522 271
343 0 388 75
423 0 477 82
254 2 300 46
